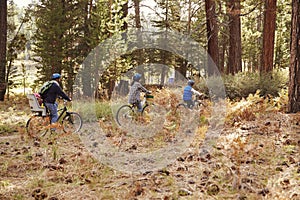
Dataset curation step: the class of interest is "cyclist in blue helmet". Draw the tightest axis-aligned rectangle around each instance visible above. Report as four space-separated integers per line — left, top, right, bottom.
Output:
128 73 151 112
41 73 71 130
182 79 202 108
52 73 61 79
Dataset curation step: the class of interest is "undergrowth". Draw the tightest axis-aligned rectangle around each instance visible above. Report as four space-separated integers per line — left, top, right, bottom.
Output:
0 84 299 200
196 70 288 100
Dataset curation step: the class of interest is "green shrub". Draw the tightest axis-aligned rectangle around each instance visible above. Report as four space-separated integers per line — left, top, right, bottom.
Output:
72 100 113 122
196 70 288 100
95 101 113 120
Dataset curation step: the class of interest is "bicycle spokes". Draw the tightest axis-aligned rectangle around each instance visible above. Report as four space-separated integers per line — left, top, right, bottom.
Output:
67 115 74 124
26 116 50 138
62 112 82 133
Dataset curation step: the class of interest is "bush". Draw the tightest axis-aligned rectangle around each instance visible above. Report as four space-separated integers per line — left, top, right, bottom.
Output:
95 101 113 120
73 100 113 122
195 70 288 100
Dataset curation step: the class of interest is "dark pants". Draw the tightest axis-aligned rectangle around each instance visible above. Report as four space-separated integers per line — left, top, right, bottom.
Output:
135 101 143 112
184 100 194 109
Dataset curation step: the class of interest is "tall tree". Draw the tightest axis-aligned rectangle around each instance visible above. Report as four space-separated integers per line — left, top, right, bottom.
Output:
133 0 141 28
274 0 291 69
32 0 105 93
121 0 128 30
241 1 263 72
261 0 277 73
133 0 145 68
33 0 72 84
6 2 28 99
205 0 220 75
0 0 7 101
226 0 242 74
288 0 300 113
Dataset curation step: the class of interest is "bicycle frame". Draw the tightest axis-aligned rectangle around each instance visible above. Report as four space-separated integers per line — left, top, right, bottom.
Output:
176 94 206 111
56 105 68 121
130 94 153 111
46 100 69 122
116 94 154 126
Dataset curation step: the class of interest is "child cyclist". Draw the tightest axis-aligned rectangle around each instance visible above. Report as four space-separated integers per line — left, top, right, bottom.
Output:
182 79 203 108
128 73 151 112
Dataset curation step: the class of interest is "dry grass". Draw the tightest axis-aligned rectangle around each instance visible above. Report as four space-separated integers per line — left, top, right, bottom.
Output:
0 90 299 200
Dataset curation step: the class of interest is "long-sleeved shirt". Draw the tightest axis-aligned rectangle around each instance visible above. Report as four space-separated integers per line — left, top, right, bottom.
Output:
43 80 71 103
128 81 149 104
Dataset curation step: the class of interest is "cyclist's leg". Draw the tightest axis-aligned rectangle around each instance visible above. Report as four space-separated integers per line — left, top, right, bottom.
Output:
136 101 143 112
184 100 194 109
45 102 58 130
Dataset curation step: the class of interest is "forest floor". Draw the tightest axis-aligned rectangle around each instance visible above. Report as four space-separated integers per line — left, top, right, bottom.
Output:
0 92 299 200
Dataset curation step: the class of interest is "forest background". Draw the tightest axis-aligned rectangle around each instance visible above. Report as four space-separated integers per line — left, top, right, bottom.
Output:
0 0 300 199
0 0 299 110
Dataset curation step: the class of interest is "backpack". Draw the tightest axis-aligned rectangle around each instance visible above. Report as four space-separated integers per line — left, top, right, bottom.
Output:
39 80 54 98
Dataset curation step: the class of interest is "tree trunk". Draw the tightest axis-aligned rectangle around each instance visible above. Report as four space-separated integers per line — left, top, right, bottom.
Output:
219 39 226 74
82 0 93 97
288 0 300 113
255 5 263 72
0 0 7 101
261 0 277 73
205 0 219 76
133 0 145 66
133 0 141 28
187 0 192 34
121 1 128 30
226 0 242 75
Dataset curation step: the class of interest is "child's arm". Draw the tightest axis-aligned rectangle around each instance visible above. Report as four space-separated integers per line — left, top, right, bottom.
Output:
138 83 151 93
191 88 202 96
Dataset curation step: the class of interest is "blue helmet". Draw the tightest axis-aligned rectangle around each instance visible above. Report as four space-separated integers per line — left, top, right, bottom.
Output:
188 80 195 86
52 73 61 80
133 73 142 81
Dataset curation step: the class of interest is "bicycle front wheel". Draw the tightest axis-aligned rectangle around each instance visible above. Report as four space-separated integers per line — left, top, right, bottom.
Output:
116 105 134 126
62 112 82 133
141 104 156 124
194 100 207 109
26 115 50 139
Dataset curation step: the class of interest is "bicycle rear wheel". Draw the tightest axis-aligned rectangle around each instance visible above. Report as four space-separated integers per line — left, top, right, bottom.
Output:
175 103 188 112
26 115 50 139
62 112 82 133
116 105 134 126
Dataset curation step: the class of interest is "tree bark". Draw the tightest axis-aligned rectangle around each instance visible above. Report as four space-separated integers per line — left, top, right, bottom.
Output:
121 1 128 30
261 0 277 73
288 0 300 113
133 0 141 28
0 0 7 101
226 0 242 75
133 0 145 66
205 0 219 76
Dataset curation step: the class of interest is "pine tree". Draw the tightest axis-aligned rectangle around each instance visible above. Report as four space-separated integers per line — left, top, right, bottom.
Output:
0 0 7 101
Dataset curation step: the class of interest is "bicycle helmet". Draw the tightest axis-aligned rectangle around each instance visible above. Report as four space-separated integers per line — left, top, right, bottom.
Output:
188 80 195 86
52 73 61 80
133 73 142 81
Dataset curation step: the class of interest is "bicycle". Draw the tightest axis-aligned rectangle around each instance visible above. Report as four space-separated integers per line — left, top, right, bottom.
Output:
26 95 83 138
116 93 155 126
175 94 207 112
